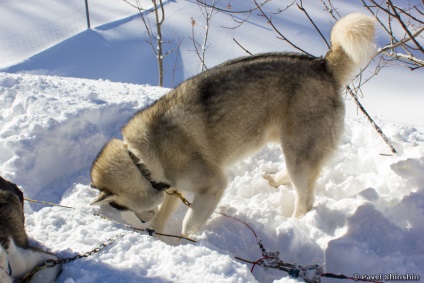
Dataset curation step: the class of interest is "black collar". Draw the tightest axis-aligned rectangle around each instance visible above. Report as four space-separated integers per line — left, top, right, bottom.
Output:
127 149 170 192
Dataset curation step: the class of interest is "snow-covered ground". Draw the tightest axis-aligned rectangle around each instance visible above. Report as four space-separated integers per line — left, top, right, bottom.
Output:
0 0 423 282
1 72 423 283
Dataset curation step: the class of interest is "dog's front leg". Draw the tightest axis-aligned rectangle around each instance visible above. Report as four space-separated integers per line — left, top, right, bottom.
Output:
182 189 224 236
150 190 182 233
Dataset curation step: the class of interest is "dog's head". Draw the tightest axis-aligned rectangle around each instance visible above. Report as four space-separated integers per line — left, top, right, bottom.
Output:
0 177 24 208
90 139 165 223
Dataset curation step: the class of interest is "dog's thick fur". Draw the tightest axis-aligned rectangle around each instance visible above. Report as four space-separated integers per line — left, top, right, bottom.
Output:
91 13 376 236
0 177 61 283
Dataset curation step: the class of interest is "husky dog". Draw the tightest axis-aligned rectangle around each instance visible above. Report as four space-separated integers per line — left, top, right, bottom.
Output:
91 13 376 236
0 176 61 283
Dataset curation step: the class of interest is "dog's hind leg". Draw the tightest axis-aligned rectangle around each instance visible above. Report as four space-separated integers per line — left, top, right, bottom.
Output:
285 158 322 217
282 131 337 217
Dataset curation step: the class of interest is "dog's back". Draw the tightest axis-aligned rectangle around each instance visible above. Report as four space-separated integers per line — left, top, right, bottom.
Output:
126 53 335 160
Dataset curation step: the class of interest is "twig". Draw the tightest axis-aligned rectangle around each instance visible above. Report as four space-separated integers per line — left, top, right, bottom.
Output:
382 50 424 68
253 0 315 56
235 256 255 264
24 198 75 210
320 0 340 20
346 85 397 155
220 13 252 29
297 0 330 48
270 1 296 15
171 37 183 87
362 0 424 69
233 38 253 55
378 26 424 53
193 0 270 14
387 0 424 53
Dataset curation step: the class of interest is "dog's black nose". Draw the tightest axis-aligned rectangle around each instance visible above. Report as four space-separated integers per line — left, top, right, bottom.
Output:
151 181 170 191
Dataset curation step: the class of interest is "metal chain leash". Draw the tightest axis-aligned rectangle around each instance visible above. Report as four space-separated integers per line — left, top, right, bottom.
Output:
24 196 383 283
219 212 383 283
167 193 325 282
24 198 75 210
21 232 131 283
165 190 192 207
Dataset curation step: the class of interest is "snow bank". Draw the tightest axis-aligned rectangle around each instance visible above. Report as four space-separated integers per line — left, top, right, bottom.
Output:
1 72 424 282
0 72 166 201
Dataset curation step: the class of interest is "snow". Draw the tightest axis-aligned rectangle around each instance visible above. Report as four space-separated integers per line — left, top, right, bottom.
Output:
0 0 424 282
1 71 423 282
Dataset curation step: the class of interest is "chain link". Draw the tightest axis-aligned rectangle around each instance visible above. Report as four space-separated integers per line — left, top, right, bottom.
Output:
21 232 130 282
22 196 382 283
165 190 192 207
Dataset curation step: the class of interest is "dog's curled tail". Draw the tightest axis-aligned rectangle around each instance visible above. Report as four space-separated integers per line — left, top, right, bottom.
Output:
325 13 376 86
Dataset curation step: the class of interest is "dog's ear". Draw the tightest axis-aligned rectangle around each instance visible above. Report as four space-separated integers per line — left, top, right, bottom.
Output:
91 191 114 206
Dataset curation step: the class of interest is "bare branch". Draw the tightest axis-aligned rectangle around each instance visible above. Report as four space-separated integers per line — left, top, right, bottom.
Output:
253 0 315 57
386 0 424 53
395 3 424 25
189 19 204 69
382 51 424 68
320 0 340 20
193 0 270 14
124 0 182 86
270 1 296 15
346 85 397 155
190 0 218 71
220 13 252 30
379 26 424 53
233 38 253 55
170 37 184 87
297 0 330 49
361 0 424 69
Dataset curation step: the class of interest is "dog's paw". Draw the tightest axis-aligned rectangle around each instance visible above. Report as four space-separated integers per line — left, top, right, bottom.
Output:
292 204 313 218
181 225 199 238
263 172 292 188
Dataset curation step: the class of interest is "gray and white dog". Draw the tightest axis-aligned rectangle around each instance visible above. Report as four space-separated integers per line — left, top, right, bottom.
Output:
0 177 61 283
90 13 376 236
